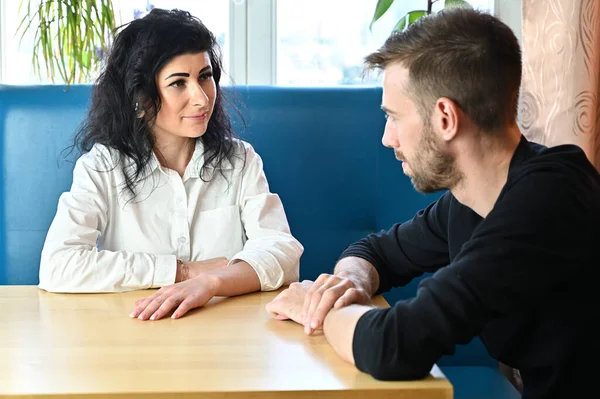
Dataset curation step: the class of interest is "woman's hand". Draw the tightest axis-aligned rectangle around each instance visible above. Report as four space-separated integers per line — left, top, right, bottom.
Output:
130 275 218 320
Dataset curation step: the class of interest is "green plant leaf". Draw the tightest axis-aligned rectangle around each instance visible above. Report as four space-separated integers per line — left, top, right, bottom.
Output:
392 10 427 32
444 0 472 8
81 50 91 69
370 0 394 31
16 0 116 87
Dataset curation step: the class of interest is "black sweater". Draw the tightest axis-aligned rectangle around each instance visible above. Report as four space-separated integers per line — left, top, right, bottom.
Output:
342 136 599 399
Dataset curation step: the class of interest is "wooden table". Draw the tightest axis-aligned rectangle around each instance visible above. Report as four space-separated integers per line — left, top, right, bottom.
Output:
0 286 453 398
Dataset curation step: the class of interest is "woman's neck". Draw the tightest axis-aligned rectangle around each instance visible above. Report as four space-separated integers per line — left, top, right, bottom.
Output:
154 136 196 177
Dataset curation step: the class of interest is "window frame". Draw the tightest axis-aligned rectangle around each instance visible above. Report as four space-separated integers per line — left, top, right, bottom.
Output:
0 0 518 85
0 0 5 83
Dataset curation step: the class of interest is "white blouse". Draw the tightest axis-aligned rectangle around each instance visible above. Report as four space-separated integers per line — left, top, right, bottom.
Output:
39 139 303 293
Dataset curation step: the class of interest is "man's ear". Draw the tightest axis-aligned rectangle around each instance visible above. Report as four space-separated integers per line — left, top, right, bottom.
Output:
432 97 461 142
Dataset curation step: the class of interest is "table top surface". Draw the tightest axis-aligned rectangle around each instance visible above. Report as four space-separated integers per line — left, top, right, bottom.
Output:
0 286 452 398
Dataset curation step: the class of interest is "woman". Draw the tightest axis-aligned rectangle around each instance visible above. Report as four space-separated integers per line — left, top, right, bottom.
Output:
39 8 303 321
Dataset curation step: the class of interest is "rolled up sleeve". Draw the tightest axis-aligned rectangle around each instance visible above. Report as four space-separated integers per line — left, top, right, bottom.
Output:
229 144 303 291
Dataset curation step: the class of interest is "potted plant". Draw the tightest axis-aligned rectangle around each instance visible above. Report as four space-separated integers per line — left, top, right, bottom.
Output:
370 0 472 32
16 0 116 86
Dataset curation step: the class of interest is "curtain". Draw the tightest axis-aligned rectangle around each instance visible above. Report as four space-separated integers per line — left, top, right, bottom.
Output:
519 0 600 171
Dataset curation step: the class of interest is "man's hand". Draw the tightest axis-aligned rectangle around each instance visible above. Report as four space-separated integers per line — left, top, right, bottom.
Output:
265 280 314 325
302 272 371 335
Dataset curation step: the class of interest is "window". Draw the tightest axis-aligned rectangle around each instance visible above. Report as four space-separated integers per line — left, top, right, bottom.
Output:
0 0 229 85
276 0 495 86
0 0 517 86
114 0 230 83
276 0 393 86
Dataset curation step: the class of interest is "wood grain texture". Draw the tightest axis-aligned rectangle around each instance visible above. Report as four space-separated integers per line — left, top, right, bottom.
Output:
0 286 452 399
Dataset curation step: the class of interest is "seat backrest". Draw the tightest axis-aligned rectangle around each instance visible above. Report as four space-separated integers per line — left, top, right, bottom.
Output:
229 86 442 281
0 84 438 285
0 85 92 284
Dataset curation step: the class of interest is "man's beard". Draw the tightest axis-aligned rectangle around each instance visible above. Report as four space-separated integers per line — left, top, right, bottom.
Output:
405 123 463 193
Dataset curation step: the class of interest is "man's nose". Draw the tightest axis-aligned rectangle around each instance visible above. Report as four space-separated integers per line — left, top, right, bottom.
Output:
381 120 397 148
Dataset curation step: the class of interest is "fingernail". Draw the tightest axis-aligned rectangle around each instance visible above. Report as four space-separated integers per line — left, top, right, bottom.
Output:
310 320 318 329
129 312 136 318
150 314 156 320
137 315 144 320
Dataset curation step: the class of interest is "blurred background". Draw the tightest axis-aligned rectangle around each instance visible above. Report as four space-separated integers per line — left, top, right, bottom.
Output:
0 0 518 86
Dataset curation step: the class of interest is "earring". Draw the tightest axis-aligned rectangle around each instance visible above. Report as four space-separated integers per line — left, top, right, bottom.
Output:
134 102 145 118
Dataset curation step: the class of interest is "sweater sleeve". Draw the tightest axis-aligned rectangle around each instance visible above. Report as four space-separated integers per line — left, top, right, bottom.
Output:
352 170 595 380
339 191 452 294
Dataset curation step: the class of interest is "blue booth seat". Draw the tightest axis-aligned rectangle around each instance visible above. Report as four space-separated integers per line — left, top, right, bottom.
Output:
0 85 519 399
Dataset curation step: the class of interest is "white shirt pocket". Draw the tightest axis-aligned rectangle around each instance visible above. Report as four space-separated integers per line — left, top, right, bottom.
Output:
192 204 245 261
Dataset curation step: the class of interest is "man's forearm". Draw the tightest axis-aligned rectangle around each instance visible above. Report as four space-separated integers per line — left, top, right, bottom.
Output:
334 257 380 296
323 304 374 364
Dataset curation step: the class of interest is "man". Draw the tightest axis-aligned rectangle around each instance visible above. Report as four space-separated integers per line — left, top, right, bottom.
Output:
265 7 599 399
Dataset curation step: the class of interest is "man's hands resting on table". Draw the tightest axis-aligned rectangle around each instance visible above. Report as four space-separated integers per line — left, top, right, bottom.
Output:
266 257 379 335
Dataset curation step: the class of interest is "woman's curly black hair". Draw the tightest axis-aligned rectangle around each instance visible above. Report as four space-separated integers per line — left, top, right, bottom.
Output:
72 8 240 197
